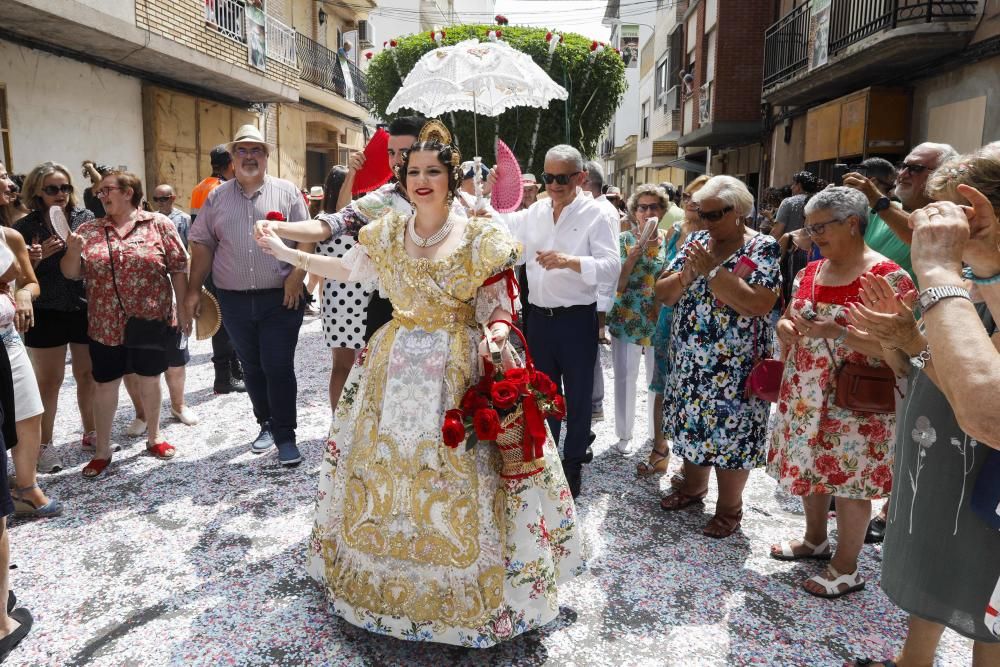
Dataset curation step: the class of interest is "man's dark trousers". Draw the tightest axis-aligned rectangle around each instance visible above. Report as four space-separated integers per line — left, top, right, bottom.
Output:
526 303 597 467
216 288 304 447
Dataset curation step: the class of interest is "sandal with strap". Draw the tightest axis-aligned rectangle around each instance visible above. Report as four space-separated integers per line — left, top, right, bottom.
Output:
670 471 685 489
146 442 176 460
703 509 743 539
660 488 707 511
637 444 670 477
11 485 64 518
804 564 866 599
770 537 832 561
82 457 112 479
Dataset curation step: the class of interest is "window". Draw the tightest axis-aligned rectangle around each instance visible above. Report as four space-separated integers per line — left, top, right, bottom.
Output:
641 101 650 139
207 0 247 45
0 86 10 169
654 58 669 108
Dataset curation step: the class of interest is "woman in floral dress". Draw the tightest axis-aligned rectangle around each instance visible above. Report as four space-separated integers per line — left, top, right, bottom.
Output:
654 176 780 538
258 125 583 647
767 187 914 600
607 184 671 456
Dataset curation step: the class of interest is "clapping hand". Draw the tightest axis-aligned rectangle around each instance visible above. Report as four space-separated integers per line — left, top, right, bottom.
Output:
847 273 920 351
685 240 715 277
955 183 1000 278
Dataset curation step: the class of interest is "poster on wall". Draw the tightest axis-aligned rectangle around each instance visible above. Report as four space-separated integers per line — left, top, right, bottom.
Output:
246 0 267 71
811 0 831 69
620 25 639 69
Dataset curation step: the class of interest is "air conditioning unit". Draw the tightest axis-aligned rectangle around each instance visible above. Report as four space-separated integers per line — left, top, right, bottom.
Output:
357 20 373 48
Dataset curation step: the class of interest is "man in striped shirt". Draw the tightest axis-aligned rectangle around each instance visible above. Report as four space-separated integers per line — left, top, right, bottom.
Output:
185 125 312 466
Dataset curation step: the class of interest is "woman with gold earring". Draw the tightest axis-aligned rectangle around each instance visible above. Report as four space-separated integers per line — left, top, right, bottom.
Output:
257 121 583 647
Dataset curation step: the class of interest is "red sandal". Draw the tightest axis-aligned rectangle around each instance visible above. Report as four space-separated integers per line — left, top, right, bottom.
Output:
82 457 112 479
146 442 176 460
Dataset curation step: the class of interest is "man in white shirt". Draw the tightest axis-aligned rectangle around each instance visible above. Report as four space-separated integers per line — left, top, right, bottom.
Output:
499 145 620 497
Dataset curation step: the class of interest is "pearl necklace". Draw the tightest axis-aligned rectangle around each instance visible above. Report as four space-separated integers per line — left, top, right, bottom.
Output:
407 214 454 248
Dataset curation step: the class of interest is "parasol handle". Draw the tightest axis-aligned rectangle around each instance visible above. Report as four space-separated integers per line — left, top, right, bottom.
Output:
473 156 485 211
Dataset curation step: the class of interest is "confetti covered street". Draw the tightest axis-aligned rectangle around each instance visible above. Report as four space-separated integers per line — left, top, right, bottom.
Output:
8 313 974 666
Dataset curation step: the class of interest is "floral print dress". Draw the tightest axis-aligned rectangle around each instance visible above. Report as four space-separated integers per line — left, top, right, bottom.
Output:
662 230 780 468
767 260 915 499
607 229 670 346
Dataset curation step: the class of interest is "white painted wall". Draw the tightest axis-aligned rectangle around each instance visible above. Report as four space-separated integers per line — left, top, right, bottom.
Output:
0 40 144 191
373 0 498 48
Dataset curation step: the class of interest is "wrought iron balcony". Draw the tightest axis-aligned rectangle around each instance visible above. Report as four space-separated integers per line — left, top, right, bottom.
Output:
296 32 371 109
762 0 979 104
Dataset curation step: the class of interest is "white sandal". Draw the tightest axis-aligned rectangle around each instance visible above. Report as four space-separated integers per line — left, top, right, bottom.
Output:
803 565 866 599
771 538 832 561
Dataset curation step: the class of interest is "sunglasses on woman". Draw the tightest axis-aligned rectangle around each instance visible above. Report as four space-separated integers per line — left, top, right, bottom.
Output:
696 205 733 222
540 171 581 185
41 184 73 196
636 203 663 212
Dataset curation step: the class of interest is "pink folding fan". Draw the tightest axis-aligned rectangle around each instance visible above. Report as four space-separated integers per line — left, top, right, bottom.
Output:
491 139 523 213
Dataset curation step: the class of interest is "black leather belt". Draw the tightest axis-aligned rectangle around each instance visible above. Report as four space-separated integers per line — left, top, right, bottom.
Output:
532 303 596 317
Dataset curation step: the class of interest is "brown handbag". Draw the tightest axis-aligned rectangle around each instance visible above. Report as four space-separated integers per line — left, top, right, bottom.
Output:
813 261 897 414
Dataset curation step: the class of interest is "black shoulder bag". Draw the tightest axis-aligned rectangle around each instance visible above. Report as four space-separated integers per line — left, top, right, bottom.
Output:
105 227 178 351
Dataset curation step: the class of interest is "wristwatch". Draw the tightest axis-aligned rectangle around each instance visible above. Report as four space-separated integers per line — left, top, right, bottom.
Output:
871 196 891 214
707 265 723 282
917 285 972 314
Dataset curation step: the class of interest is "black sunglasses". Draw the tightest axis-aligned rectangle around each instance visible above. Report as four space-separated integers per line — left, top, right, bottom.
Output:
696 205 733 222
897 162 929 175
41 184 73 196
152 196 173 203
540 171 581 185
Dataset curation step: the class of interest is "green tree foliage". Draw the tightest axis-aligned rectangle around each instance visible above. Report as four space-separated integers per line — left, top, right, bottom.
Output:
366 24 627 171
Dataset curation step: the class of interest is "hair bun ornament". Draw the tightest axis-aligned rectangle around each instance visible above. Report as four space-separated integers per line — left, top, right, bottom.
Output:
418 119 461 166
491 139 523 213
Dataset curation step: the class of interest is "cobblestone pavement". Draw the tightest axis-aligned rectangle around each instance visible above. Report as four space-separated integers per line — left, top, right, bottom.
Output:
8 314 973 665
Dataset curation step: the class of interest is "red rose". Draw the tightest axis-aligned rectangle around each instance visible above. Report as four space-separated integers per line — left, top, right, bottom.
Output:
473 408 501 440
790 478 811 496
491 380 519 409
827 470 850 486
871 464 893 492
551 394 566 420
460 390 489 417
504 368 531 387
441 409 467 448
265 211 286 221
531 371 558 398
815 454 841 476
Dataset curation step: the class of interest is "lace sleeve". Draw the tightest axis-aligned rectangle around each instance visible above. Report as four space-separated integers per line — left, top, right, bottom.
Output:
340 244 378 284
475 270 520 324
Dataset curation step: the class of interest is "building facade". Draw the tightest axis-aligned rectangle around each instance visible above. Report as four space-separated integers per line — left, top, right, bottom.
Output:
762 0 997 189
1 0 373 208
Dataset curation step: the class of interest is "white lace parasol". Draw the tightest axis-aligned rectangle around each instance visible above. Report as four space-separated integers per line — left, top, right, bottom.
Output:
386 39 568 119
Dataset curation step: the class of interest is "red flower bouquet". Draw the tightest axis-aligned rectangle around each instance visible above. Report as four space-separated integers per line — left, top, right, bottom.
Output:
440 321 564 479
265 211 286 222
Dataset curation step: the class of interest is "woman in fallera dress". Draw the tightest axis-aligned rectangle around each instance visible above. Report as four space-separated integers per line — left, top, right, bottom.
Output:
256 121 583 647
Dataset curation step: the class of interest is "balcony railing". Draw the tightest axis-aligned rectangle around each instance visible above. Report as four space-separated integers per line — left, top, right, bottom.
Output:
266 15 297 68
829 0 978 56
296 32 370 108
209 0 246 44
763 0 977 90
762 3 809 89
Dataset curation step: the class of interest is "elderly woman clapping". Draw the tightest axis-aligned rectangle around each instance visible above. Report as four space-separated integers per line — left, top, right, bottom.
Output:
767 187 914 600
654 176 780 538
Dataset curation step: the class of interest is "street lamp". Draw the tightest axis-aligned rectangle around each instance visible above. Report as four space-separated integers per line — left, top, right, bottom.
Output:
318 7 327 25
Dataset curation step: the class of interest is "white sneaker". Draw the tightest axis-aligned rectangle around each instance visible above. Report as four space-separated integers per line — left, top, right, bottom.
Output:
125 418 147 437
171 405 199 426
614 438 632 454
36 443 63 474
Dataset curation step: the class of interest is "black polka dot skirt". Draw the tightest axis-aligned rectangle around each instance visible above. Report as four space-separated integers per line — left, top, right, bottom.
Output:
316 236 371 350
